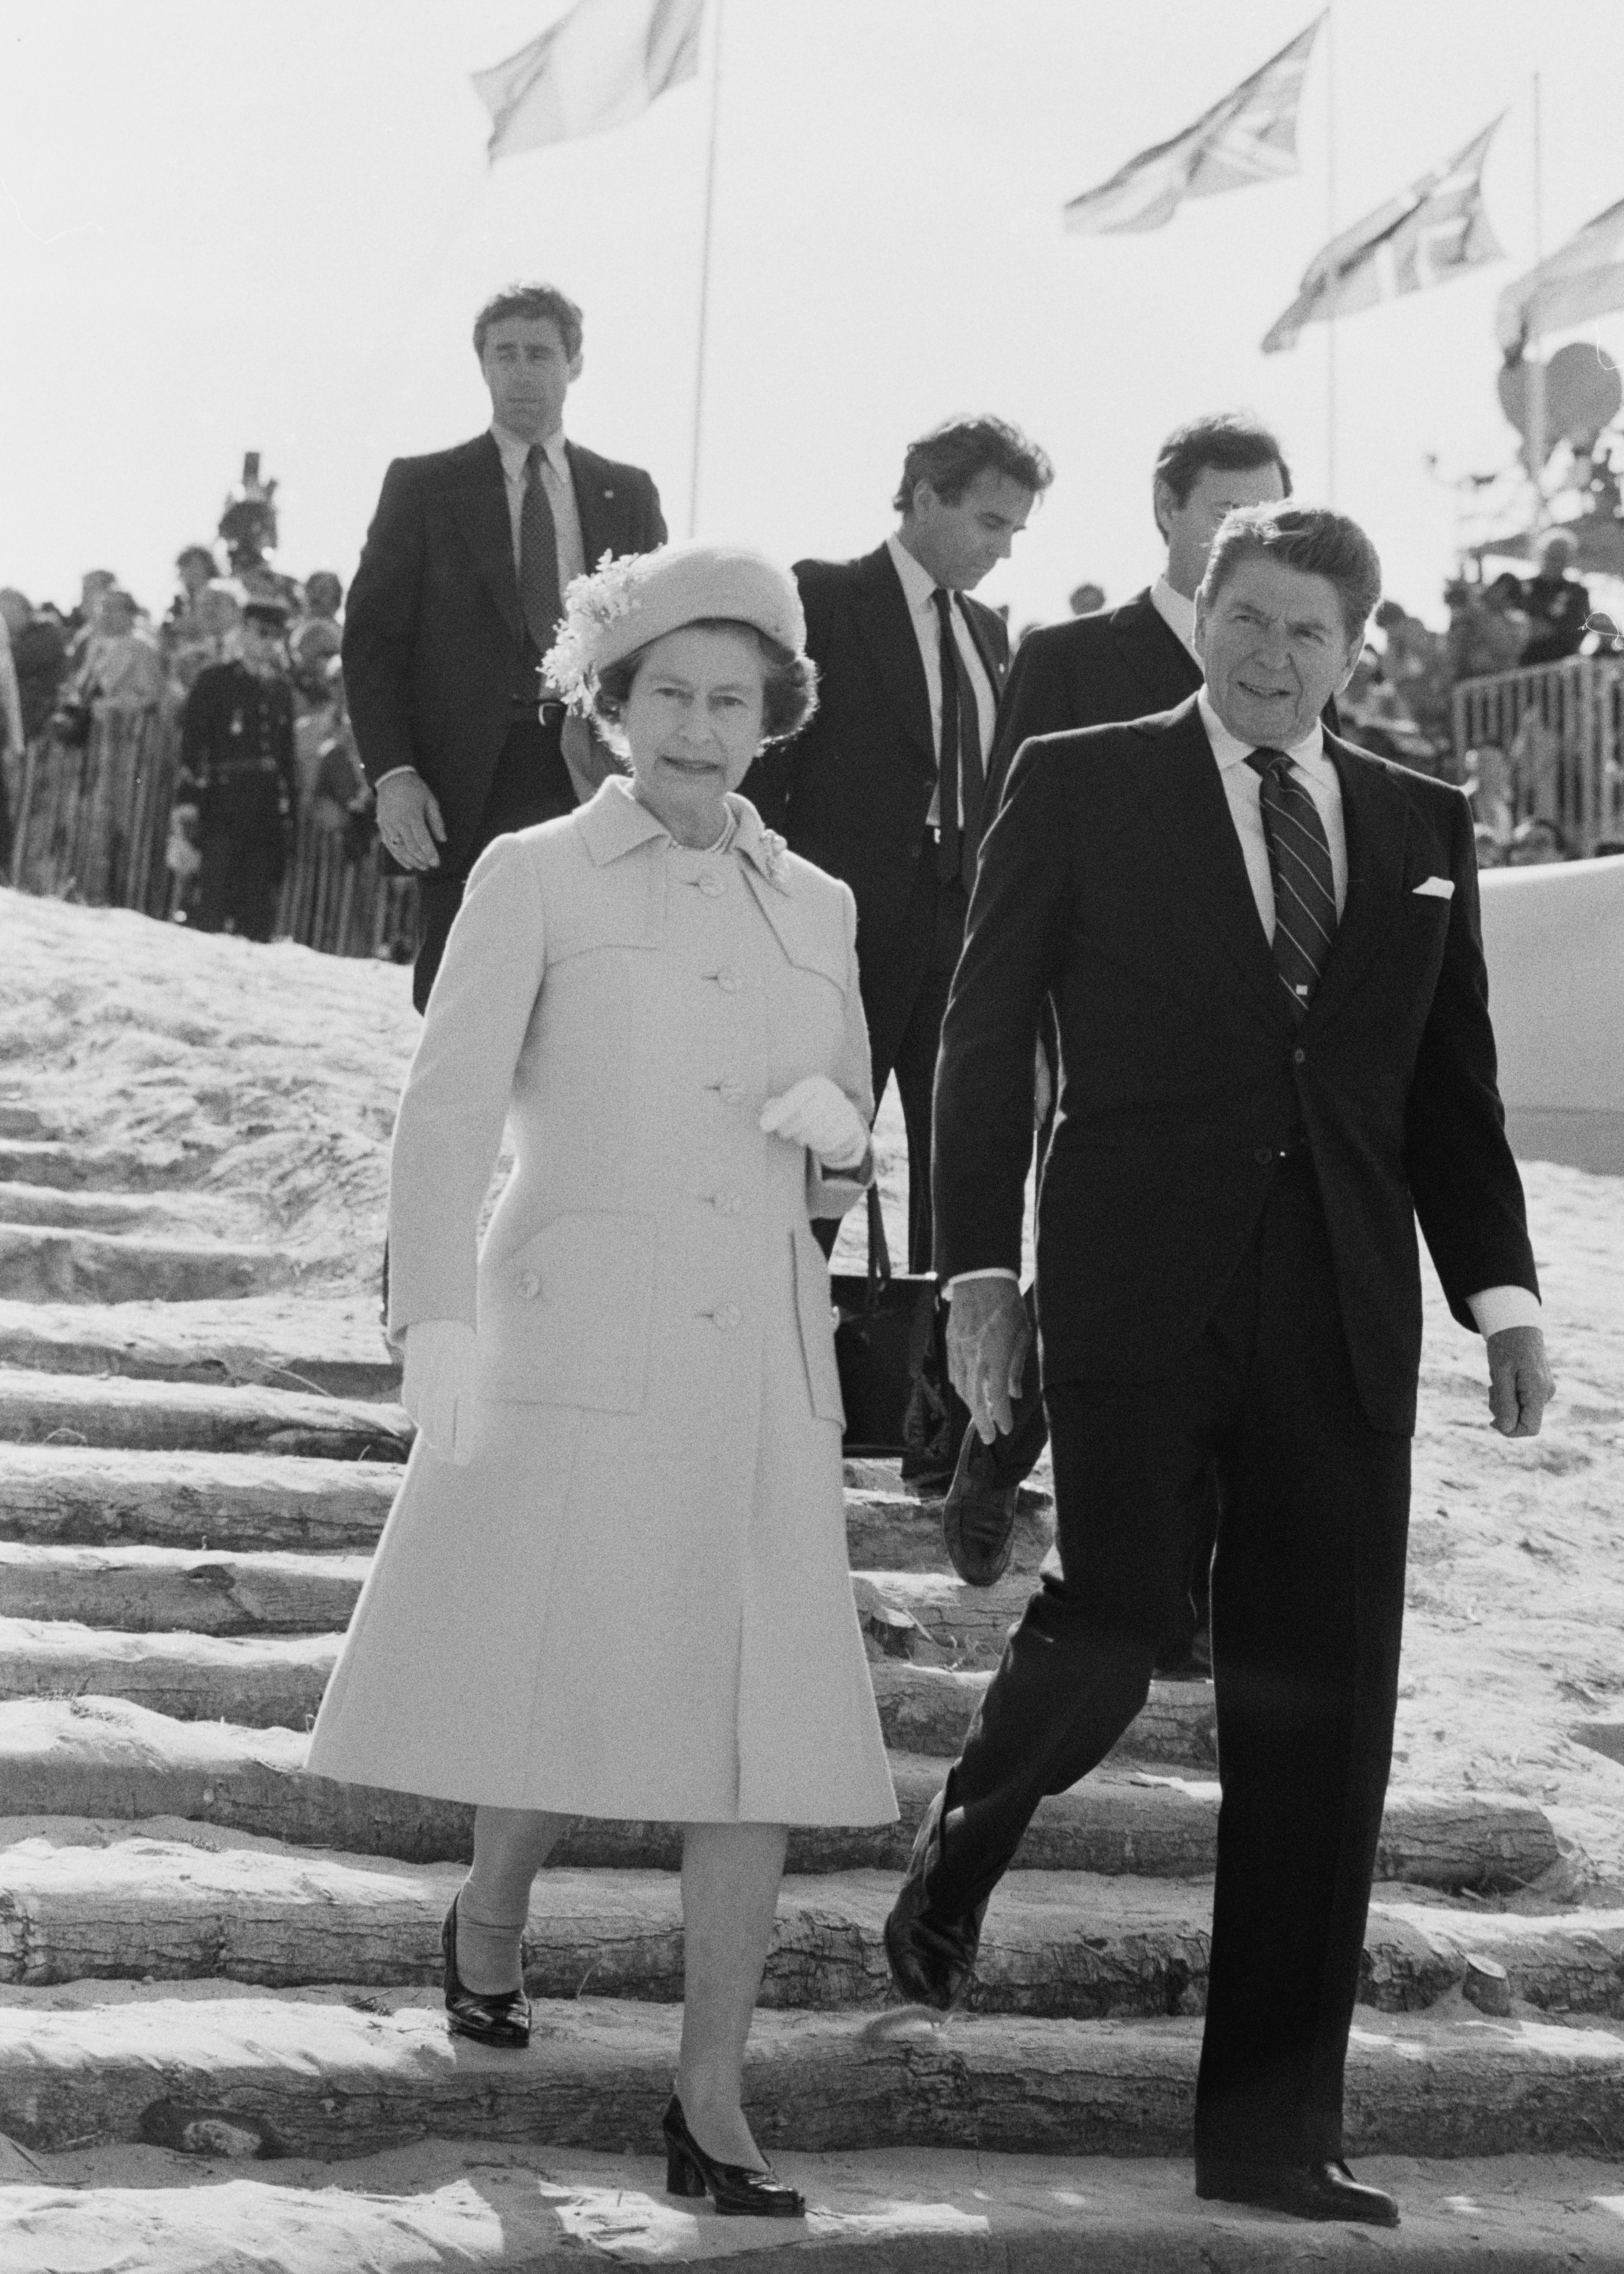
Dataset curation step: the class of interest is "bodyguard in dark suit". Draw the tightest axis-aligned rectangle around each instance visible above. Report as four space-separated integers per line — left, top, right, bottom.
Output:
745 416 1053 1274
886 505 1554 2228
343 282 666 1010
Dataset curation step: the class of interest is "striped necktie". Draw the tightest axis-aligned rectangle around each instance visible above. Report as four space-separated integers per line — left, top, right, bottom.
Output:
1246 747 1337 1017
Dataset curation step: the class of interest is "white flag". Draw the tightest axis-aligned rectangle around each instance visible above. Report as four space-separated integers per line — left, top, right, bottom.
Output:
1497 195 1624 356
1064 18 1323 235
1262 118 1504 354
473 0 703 163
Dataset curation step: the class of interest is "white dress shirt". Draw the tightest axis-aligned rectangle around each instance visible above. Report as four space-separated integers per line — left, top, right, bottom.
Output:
886 532 998 828
950 690 1541 1336
1149 573 1200 660
375 424 588 792
491 421 587 596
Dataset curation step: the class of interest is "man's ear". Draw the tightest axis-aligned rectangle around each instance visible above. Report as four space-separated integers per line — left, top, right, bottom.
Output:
1191 586 1209 658
567 350 585 385
1332 632 1362 697
1152 477 1175 544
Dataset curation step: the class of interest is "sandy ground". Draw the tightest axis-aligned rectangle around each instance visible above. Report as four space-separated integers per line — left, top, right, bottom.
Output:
3 886 1622 1897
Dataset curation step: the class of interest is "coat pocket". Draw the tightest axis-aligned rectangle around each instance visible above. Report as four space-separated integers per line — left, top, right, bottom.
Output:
790 1225 846 1426
483 1211 657 1410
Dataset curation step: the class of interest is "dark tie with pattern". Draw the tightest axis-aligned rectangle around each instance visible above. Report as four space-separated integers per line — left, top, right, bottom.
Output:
1246 747 1338 1017
931 587 984 882
520 445 563 670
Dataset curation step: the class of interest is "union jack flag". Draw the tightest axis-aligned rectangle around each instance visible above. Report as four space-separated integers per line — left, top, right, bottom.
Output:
1262 117 1505 353
1063 17 1323 235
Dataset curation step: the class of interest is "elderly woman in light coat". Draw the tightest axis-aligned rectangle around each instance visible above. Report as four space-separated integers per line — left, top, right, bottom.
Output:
308 544 895 2219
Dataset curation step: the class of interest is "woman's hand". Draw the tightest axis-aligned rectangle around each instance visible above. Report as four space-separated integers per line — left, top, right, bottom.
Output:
760 1075 869 1170
401 1319 480 1464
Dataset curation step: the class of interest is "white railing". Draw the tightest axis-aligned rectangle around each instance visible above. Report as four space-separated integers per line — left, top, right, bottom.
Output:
1452 654 1624 856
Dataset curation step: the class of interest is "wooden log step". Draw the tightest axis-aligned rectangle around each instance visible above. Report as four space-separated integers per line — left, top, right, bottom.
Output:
844 1489 1053 1575
0 1701 1560 1891
0 1615 1205 1766
6 2144 1624 2274
0 1296 401 1400
0 1182 238 1234
4 1830 1616 2020
854 1567 1042 1666
0 1226 300 1306
0 1542 371 1635
0 1371 411 1461
0 1106 52 1141
0 1139 211 1192
867 1661 1216 1770
0 1986 1620 2160
0 1618 339 1729
0 1445 399 1550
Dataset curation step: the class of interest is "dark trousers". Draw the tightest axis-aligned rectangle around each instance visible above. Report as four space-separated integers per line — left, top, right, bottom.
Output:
926 1153 1411 2165
411 716 574 1013
862 858 967 1273
192 776 288 943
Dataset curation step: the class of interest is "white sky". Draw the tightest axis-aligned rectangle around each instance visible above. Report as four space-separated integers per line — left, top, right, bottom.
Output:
6 0 1624 629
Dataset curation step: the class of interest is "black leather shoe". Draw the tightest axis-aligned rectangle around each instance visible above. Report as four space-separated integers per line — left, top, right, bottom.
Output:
1195 2158 1399 2227
662 2094 805 2217
942 1422 1019 1587
882 1789 986 2010
442 1894 531 2049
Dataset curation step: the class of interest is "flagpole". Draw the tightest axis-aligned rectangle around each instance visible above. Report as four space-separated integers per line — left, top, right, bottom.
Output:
686 0 724 539
1324 1 1338 506
1527 71 1547 535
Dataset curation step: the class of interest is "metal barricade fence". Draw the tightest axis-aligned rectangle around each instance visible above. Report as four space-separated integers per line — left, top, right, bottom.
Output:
1452 654 1624 854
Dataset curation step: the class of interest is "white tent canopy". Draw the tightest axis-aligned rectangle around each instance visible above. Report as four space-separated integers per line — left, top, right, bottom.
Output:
1480 854 1624 1175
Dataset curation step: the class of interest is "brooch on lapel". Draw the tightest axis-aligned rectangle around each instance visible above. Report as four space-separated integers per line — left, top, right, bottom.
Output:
760 828 789 888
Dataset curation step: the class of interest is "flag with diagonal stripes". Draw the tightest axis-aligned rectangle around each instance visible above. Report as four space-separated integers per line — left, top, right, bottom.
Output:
473 0 703 163
1262 116 1505 353
1063 17 1323 235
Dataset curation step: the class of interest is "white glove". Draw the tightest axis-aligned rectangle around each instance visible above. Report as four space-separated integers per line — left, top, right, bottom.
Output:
401 1319 480 1465
759 1074 869 1170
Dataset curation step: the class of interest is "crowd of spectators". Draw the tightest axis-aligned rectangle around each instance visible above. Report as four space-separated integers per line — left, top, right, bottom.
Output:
0 546 369 918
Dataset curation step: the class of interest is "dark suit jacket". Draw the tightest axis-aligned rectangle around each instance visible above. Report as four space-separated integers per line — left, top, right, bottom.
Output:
988 586 1339 809
342 433 665 866
933 696 1537 1434
743 544 1010 954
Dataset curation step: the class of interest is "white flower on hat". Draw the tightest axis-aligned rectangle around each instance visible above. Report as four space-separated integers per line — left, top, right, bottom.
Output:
544 550 648 715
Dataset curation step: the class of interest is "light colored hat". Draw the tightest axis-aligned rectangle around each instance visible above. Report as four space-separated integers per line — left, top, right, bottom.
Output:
544 541 805 712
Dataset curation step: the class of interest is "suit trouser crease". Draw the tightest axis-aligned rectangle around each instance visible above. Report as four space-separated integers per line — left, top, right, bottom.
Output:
863 859 966 1275
925 1153 1410 2166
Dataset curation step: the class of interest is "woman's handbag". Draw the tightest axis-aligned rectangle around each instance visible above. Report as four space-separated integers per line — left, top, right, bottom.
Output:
830 1186 938 1457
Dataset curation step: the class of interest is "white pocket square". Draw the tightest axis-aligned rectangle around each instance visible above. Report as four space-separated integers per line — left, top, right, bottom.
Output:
1412 876 1455 900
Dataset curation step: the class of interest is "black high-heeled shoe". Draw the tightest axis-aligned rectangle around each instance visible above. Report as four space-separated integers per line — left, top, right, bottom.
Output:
661 2093 805 2218
441 1893 531 2049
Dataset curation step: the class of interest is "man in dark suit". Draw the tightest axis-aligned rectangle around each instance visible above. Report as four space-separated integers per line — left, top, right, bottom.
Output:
886 504 1554 2227
343 282 666 1010
744 416 1053 1280
944 416 1314 1603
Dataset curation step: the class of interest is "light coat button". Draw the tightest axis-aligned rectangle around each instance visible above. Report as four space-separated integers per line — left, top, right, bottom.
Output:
718 1080 746 1106
698 874 725 898
710 1304 743 1331
715 968 742 994
713 1193 742 1215
518 1272 541 1299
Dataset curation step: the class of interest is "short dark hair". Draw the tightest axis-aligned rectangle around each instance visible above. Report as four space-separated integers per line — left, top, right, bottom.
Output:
893 416 1054 516
1200 503 1382 647
590 620 817 747
473 282 584 363
1153 413 1291 535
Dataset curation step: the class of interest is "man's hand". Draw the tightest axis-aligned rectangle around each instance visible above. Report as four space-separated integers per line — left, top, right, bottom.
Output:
1486 1323 1555 1438
376 770 445 871
947 1277 1032 1443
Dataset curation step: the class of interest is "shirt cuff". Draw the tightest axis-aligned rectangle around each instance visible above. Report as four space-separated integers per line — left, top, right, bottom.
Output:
1467 1285 1544 1338
372 764 419 789
946 1268 1021 1296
